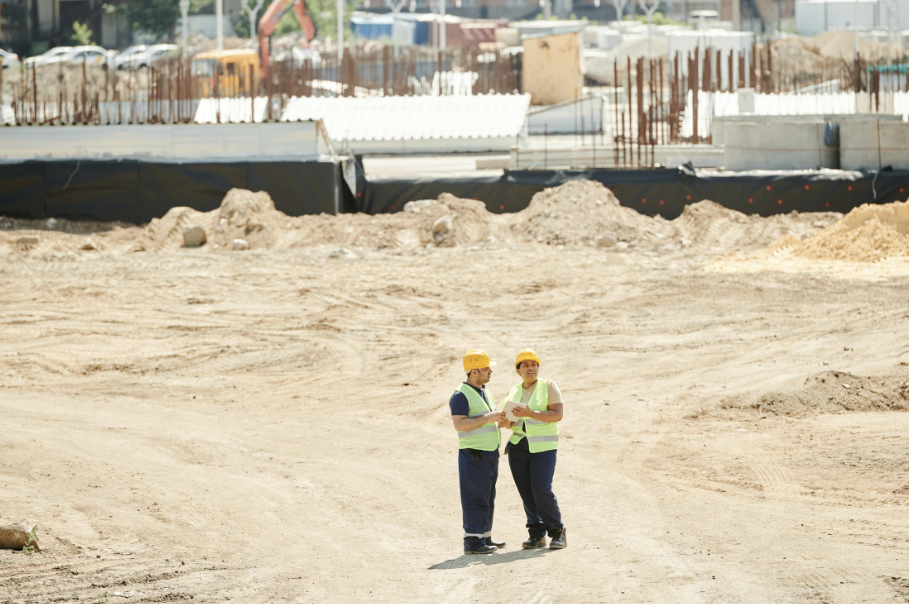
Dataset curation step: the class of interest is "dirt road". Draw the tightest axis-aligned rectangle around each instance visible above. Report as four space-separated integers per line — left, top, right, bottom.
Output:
1 239 908 603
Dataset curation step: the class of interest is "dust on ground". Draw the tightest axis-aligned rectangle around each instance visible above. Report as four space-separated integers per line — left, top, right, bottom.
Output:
2 181 909 603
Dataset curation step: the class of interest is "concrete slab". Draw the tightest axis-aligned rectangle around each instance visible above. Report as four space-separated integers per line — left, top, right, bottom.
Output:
840 120 909 171
723 121 838 171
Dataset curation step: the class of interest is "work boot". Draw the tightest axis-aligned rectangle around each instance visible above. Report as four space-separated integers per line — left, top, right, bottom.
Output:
464 544 498 555
486 538 506 548
522 536 547 549
549 529 567 550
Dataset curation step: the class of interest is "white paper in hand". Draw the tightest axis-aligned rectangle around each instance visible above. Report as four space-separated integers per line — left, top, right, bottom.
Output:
502 401 528 423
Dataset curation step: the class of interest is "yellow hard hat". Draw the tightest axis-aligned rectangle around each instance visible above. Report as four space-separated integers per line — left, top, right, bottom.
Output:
463 350 496 371
515 349 542 370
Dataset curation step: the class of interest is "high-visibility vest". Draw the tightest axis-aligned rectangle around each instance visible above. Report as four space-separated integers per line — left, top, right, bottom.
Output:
454 383 501 451
507 378 559 453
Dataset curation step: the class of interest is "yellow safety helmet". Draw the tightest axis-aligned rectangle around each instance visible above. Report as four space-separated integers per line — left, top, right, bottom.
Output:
463 350 495 371
515 349 542 370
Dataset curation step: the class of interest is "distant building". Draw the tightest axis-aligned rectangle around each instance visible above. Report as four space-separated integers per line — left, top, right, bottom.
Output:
357 0 792 34
358 0 622 23
796 0 909 36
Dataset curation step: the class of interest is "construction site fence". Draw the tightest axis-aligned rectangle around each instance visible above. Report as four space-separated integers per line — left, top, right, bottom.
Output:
3 42 909 170
0 45 521 127
4 158 909 222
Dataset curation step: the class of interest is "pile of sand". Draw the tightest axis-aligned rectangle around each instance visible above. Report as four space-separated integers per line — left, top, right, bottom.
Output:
673 201 841 252
710 370 909 417
810 31 905 61
513 180 672 247
141 189 504 252
0 181 862 257
767 38 835 75
765 201 909 262
0 215 143 255
511 182 840 252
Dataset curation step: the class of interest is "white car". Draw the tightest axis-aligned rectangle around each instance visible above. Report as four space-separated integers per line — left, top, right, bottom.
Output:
24 46 74 67
113 44 147 70
44 45 115 69
123 44 178 70
0 48 19 70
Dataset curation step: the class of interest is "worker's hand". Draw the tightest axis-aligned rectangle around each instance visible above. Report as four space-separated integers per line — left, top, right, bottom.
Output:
511 406 533 418
486 411 506 424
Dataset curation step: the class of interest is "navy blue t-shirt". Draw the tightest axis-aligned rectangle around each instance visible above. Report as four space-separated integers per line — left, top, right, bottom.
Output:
449 382 489 416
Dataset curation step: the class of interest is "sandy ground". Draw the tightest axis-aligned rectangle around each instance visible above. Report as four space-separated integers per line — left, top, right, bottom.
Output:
2 184 909 603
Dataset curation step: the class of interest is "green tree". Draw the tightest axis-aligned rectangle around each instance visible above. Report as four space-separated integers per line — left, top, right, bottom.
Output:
114 0 180 39
234 0 267 38
113 0 215 40
71 20 93 45
272 0 360 41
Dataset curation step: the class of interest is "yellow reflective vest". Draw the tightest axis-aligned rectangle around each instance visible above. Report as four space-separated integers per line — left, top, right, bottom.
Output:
507 378 559 453
455 383 501 451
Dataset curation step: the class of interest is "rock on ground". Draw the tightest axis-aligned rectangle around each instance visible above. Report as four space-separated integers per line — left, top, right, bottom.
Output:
0 521 38 551
183 225 207 248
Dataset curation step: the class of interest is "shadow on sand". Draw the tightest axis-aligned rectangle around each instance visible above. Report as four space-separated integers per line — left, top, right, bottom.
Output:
429 547 550 570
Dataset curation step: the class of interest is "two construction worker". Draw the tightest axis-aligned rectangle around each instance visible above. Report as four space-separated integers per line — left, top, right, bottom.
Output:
449 349 565 555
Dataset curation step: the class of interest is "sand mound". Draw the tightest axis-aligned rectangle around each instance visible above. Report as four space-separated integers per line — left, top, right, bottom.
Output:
711 371 909 417
810 31 905 61
144 189 285 251
764 201 909 262
514 180 673 247
143 189 502 252
0 181 846 256
0 216 144 255
768 37 833 74
674 201 842 252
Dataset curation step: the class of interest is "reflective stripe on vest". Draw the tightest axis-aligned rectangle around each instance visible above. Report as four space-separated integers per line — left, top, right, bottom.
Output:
458 425 498 439
455 383 500 451
507 378 559 453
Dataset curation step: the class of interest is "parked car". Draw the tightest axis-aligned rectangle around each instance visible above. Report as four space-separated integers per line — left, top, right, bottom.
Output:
24 46 74 67
112 44 147 70
124 44 178 69
0 48 20 69
44 45 115 69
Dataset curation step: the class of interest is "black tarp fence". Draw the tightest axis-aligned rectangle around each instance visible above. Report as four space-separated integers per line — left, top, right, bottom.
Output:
0 159 342 223
362 167 909 218
2 159 909 223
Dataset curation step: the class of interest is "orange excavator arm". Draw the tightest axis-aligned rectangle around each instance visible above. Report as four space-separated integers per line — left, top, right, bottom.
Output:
258 0 317 76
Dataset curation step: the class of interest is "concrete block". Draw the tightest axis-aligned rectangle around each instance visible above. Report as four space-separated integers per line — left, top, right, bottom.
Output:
840 120 909 171
737 88 755 114
723 121 838 171
713 113 903 149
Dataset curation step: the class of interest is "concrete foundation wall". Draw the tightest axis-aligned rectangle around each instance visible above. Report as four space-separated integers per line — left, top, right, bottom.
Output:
840 121 909 171
0 122 325 160
724 121 838 171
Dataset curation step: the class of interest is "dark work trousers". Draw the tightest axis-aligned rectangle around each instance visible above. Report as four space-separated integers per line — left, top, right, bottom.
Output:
458 448 499 551
507 438 563 539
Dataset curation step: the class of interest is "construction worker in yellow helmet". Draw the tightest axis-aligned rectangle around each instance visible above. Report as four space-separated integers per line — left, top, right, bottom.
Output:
501 349 566 550
449 350 506 555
